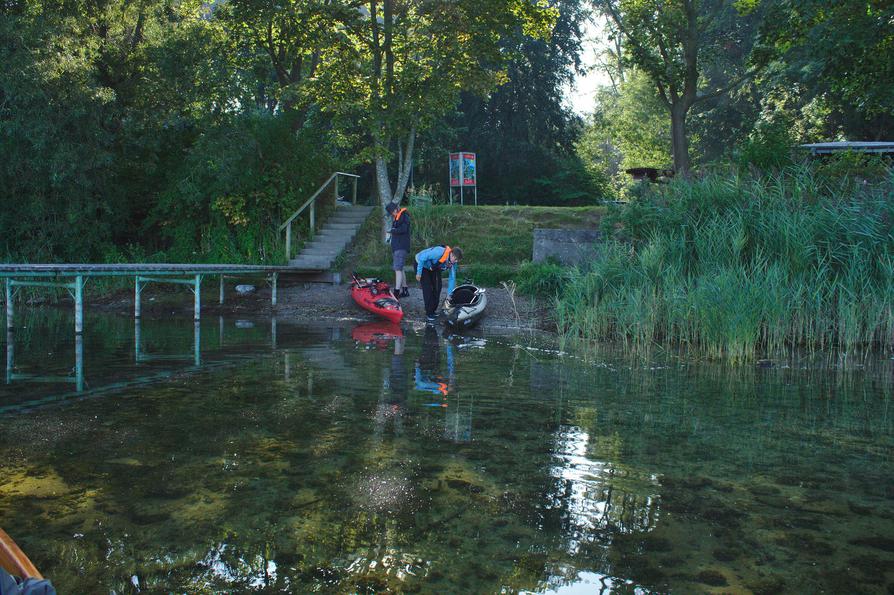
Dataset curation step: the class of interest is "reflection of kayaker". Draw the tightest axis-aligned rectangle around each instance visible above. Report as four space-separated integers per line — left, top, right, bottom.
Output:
0 528 56 594
352 321 404 350
414 326 454 405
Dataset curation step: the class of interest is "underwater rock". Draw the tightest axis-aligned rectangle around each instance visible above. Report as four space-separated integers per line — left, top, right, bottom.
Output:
712 547 739 562
848 502 875 516
774 532 835 556
696 569 728 587
641 535 673 553
849 536 894 552
106 457 144 466
747 483 781 496
848 554 886 582
745 575 787 594
235 284 256 295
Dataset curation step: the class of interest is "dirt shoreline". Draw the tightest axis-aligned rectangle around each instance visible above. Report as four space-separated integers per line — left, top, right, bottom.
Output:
88 281 555 333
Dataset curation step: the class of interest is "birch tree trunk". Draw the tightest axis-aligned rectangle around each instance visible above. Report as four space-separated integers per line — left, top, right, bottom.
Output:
375 126 416 242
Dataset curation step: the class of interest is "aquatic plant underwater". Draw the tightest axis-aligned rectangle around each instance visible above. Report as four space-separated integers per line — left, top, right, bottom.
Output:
557 165 894 361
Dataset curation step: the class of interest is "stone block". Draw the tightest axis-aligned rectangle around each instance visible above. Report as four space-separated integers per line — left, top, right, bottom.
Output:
532 228 601 266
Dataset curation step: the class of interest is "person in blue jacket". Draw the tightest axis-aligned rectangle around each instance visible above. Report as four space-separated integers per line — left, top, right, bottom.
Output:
414 245 463 322
385 202 411 298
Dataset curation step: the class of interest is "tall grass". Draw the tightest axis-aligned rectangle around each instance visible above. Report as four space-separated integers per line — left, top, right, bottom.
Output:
557 165 894 361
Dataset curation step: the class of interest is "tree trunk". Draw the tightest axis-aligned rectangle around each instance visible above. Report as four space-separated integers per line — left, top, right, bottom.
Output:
393 127 415 205
374 127 416 242
670 102 690 175
375 154 392 243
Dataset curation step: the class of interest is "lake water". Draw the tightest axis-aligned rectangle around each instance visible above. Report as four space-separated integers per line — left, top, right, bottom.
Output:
1 311 892 593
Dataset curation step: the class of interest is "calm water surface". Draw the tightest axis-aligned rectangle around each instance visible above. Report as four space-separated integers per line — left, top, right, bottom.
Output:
0 311 892 593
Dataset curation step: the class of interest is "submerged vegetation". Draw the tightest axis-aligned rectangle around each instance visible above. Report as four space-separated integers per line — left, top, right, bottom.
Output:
557 165 894 360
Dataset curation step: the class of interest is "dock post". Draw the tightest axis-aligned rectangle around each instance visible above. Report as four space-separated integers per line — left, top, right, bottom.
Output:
271 273 278 307
285 223 291 260
219 275 224 305
271 316 278 350
134 318 141 362
5 279 12 331
75 333 84 392
219 315 224 348
194 275 201 321
74 275 84 334
6 330 12 384
352 177 358 205
194 321 201 367
134 276 142 318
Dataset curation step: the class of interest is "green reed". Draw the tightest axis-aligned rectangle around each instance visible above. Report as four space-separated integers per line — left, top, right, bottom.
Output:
557 166 894 361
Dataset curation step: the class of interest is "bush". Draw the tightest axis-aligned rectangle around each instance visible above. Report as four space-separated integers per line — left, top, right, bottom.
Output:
736 120 799 171
515 260 568 297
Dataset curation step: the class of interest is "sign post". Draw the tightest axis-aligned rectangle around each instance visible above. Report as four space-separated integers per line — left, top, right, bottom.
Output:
449 152 477 205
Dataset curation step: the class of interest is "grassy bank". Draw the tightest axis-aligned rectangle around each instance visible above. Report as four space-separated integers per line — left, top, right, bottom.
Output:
556 166 894 360
345 205 604 290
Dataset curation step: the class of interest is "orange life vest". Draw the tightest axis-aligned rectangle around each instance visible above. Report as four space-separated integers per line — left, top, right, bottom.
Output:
438 246 452 264
393 208 407 221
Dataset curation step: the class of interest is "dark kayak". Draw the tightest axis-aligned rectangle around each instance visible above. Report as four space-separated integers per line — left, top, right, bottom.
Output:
443 284 487 329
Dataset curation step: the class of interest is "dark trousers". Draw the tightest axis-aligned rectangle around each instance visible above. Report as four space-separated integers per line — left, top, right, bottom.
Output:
420 267 442 316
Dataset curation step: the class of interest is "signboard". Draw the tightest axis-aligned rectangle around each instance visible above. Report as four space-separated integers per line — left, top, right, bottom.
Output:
448 151 478 205
449 152 476 187
449 153 461 187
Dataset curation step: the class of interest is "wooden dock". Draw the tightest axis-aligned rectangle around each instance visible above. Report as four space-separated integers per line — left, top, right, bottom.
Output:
0 263 331 333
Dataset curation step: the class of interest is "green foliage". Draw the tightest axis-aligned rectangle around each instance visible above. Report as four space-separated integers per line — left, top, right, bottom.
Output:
757 0 894 137
150 113 335 263
592 0 765 172
0 0 340 264
559 166 894 360
515 260 568 296
814 152 892 185
735 120 797 171
577 70 672 191
437 0 609 205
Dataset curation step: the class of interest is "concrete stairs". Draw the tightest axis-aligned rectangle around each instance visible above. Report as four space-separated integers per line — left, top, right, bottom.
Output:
288 205 374 271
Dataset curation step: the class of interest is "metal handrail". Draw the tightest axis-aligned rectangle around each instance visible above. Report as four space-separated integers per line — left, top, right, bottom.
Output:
279 171 360 261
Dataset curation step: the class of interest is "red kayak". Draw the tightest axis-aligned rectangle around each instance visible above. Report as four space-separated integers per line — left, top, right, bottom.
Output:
350 274 404 323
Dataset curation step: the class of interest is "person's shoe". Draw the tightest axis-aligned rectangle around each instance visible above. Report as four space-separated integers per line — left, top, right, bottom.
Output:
400 287 410 298
425 314 438 323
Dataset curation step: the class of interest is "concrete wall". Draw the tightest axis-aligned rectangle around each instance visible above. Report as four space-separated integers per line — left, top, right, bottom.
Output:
532 228 601 267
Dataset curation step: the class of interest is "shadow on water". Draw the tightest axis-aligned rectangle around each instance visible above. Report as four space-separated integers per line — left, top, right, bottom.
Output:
0 308 892 593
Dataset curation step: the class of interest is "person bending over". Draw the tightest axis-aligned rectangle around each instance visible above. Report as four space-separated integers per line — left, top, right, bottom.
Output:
414 245 463 323
385 202 411 298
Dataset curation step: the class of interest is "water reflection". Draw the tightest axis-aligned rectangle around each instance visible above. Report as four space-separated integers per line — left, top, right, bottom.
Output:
0 313 892 593
0 314 275 414
414 326 454 405
6 329 84 392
